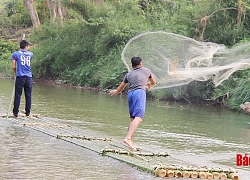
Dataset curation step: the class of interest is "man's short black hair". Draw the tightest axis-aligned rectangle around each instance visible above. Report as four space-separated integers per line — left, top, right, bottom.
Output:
131 56 142 67
20 40 30 49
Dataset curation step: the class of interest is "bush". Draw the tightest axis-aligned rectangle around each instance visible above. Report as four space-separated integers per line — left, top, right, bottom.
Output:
0 40 18 76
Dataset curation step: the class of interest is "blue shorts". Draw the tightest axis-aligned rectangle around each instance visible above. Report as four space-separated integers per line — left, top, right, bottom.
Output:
127 89 146 119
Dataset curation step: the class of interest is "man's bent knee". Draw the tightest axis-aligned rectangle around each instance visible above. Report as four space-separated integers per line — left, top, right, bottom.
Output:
134 117 142 123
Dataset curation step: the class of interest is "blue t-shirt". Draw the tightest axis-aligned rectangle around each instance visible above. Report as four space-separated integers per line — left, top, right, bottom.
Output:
11 50 33 77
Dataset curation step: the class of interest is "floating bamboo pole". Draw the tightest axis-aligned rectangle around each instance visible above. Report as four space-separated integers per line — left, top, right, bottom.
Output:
220 172 228 179
206 172 213 179
57 134 113 141
166 169 174 177
23 123 71 128
101 148 169 157
156 169 166 177
174 170 182 178
182 171 190 178
0 113 40 118
103 146 151 162
190 171 198 178
198 171 206 179
213 172 220 179
228 172 239 180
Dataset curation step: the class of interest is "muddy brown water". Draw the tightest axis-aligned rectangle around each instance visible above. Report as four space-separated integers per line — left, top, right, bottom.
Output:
0 78 250 180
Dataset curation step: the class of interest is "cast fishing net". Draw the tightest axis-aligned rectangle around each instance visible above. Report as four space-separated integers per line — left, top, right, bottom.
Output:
121 31 250 90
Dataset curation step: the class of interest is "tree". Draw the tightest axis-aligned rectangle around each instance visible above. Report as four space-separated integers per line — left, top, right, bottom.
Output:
24 0 40 28
46 0 67 24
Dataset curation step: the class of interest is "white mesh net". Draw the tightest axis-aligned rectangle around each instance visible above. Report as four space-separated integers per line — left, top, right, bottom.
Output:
121 31 250 90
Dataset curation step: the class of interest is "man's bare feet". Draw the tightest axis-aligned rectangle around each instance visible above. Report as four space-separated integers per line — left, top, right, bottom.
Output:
133 144 141 151
123 138 137 151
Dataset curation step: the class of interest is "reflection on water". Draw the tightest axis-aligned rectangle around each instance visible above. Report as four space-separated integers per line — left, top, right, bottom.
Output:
0 119 155 180
0 78 250 180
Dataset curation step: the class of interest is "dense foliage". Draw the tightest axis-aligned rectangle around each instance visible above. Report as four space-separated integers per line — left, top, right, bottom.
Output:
0 0 250 111
0 40 17 75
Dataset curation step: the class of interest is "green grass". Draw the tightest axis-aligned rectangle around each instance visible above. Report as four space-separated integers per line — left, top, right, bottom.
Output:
0 0 12 16
0 0 11 5
0 0 11 9
0 0 7 10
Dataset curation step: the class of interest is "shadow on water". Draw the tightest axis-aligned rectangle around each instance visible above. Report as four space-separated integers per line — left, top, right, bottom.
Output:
1 78 250 179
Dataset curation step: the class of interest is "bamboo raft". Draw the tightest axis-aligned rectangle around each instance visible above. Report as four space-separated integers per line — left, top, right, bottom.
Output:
0 113 240 179
153 164 239 179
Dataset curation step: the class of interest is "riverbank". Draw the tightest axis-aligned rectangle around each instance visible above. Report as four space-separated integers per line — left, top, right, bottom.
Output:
34 78 101 91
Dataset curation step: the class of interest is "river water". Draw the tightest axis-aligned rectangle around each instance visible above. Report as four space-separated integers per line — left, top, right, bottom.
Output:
0 78 249 180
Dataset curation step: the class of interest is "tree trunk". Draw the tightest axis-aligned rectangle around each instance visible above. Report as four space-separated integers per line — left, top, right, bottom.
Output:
46 0 66 25
61 4 67 21
56 0 64 25
24 0 40 28
94 0 103 4
46 0 56 22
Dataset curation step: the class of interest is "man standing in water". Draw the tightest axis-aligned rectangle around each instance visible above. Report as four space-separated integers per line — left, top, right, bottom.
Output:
109 56 156 151
11 40 33 117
